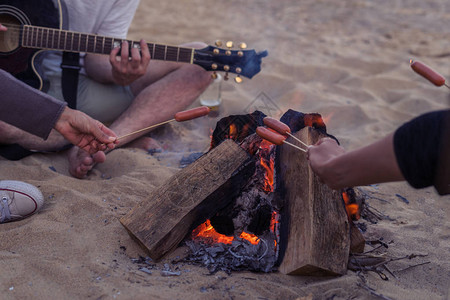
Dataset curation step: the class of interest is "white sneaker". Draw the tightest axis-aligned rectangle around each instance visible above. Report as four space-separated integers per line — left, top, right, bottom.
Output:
0 180 44 223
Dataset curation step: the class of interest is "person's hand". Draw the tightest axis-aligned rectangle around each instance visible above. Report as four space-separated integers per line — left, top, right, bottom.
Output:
0 24 7 31
109 40 150 86
306 137 345 187
54 107 119 154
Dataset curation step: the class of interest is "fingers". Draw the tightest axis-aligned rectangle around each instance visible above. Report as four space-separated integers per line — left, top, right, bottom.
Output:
120 41 130 70
140 39 151 62
110 40 150 86
110 44 121 65
90 120 117 147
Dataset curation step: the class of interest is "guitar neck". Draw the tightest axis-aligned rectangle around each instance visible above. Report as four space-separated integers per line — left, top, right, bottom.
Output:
21 25 194 64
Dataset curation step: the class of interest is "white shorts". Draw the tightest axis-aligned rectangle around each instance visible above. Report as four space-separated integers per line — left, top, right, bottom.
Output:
45 73 134 125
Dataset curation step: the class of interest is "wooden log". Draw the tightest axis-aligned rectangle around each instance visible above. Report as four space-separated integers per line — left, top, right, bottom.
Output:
350 221 365 253
120 139 255 261
277 127 350 276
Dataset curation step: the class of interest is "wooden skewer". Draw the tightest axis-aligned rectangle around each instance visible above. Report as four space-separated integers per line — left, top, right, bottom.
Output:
285 132 309 149
117 119 175 141
283 140 307 153
116 106 211 141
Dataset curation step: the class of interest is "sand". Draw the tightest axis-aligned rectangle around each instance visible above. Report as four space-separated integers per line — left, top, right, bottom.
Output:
1 0 449 299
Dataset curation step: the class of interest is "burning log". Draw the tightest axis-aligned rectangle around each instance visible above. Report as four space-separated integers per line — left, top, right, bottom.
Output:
276 126 350 276
120 139 255 261
350 222 365 253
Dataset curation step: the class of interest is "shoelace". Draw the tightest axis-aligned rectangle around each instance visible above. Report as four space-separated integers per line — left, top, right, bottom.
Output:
0 196 11 223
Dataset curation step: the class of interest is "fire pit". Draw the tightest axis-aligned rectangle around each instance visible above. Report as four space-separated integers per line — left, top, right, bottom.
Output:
120 109 363 276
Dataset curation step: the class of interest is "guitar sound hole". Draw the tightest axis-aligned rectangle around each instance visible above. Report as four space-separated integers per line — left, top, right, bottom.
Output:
0 15 21 53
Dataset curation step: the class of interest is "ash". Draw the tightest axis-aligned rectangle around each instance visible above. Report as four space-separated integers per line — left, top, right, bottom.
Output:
185 232 278 274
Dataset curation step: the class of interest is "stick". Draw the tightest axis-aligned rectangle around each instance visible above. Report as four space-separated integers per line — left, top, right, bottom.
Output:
117 119 175 140
283 140 307 152
285 132 309 148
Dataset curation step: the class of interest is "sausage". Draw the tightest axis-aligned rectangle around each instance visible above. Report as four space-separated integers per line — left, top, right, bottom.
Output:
256 127 286 145
263 117 291 135
410 60 446 87
174 106 210 122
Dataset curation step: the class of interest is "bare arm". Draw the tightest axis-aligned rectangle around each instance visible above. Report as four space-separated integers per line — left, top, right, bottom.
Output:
307 134 404 190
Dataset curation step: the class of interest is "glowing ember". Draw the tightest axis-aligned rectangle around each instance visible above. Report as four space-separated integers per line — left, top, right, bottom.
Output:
191 220 233 245
269 211 279 233
239 232 260 245
304 114 326 128
192 220 262 245
228 124 237 139
270 211 279 249
342 192 360 220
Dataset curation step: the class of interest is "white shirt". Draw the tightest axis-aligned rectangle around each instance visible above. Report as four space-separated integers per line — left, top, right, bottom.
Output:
42 0 140 75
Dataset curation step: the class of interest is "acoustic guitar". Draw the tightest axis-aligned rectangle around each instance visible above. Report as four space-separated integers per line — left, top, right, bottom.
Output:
0 0 268 90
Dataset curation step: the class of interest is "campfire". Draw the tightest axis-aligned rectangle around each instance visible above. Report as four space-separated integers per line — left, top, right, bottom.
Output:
120 109 364 276
185 111 280 272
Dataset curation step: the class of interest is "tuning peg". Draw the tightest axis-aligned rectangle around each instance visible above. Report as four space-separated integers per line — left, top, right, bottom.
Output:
215 40 223 47
224 73 229 81
239 42 247 49
234 76 243 84
226 41 233 48
211 72 218 79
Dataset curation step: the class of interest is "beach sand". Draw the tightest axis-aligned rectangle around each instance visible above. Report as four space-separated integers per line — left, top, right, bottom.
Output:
1 0 449 299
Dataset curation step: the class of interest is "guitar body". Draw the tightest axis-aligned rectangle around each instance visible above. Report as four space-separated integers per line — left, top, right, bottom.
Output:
0 0 61 89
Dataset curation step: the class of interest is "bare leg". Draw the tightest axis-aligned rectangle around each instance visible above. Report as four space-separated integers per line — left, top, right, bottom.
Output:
67 42 212 178
112 63 212 145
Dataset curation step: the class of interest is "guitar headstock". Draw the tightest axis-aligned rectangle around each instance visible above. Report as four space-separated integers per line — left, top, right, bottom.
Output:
194 41 268 82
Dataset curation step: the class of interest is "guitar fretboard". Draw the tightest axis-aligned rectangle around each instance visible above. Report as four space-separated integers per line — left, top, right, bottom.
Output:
21 25 194 63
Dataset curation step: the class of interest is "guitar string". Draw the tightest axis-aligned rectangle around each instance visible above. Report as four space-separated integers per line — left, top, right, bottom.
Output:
2 24 194 52
2 25 193 58
2 24 230 61
1 24 235 68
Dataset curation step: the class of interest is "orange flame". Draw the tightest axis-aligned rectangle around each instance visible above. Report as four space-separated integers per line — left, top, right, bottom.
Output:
342 192 360 220
322 112 334 126
228 124 237 139
259 139 275 193
191 220 233 245
192 220 262 245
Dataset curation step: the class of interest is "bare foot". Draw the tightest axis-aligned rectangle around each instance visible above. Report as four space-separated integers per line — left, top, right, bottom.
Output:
68 146 106 179
125 136 162 151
